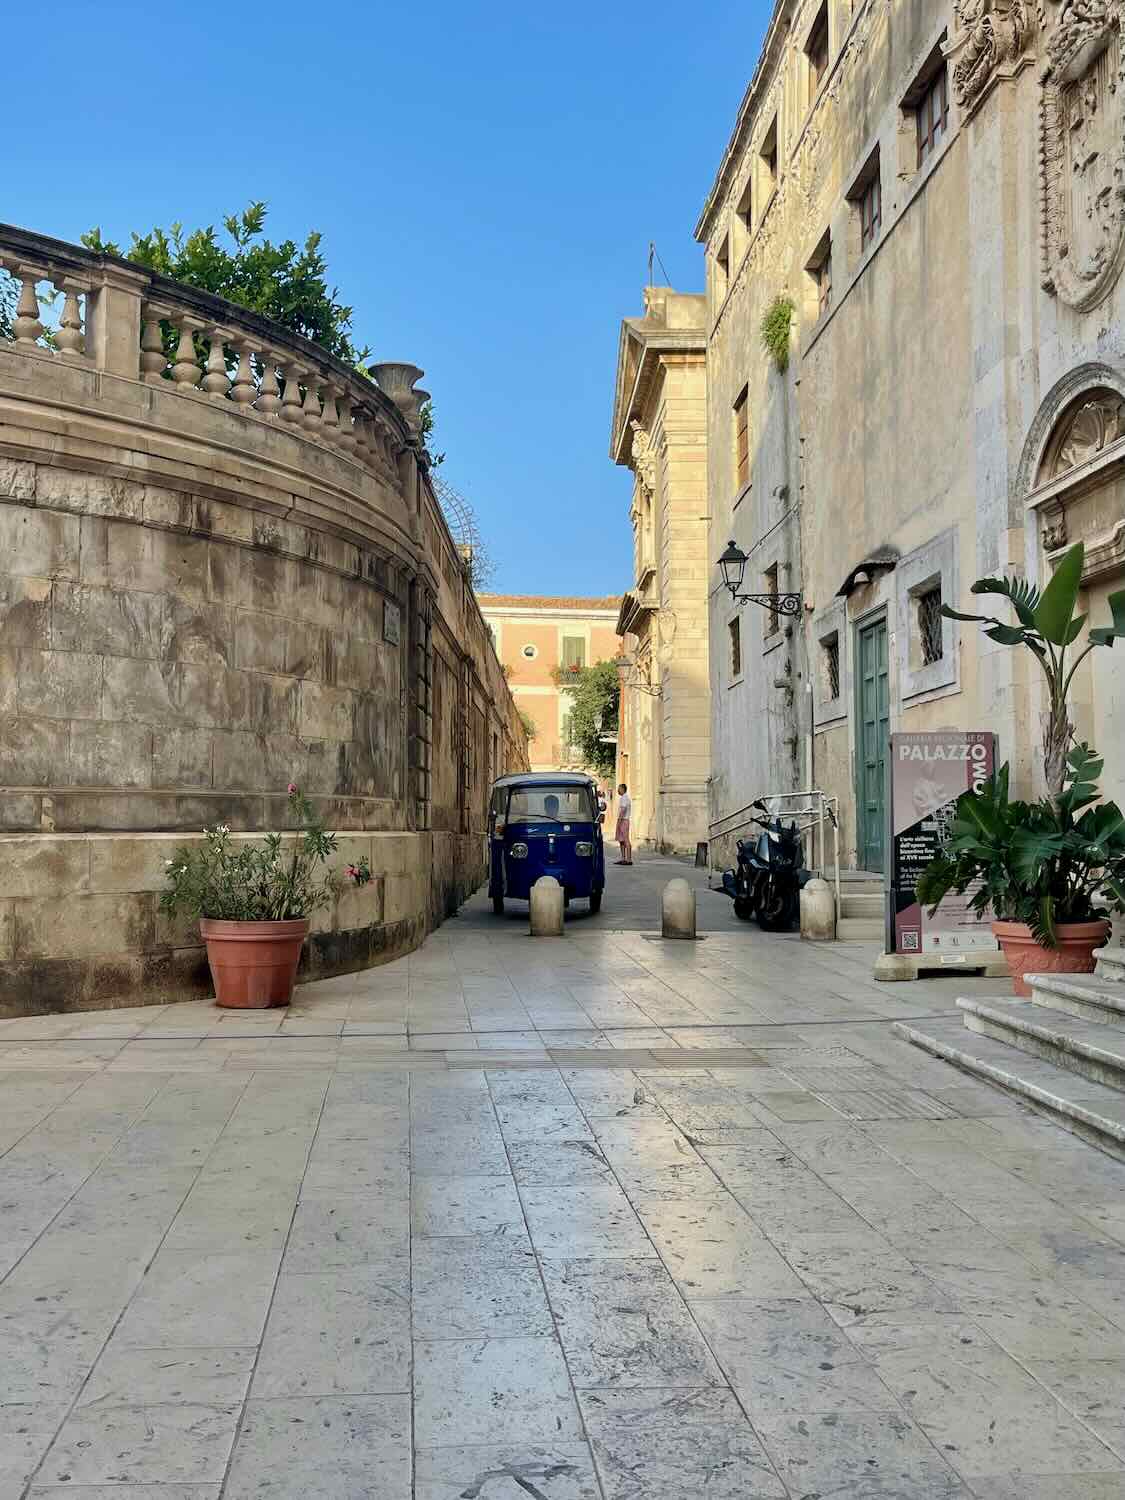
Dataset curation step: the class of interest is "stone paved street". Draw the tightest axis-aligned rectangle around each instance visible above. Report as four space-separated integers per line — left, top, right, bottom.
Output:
4 858 1125 1498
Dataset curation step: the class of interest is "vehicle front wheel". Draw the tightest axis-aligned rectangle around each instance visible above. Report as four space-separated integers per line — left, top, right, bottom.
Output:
491 894 504 915
733 896 755 921
589 890 603 914
757 882 797 931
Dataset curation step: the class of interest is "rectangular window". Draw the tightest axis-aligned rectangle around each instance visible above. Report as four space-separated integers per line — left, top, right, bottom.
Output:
715 234 730 300
561 636 587 671
917 585 943 665
764 563 781 638
734 385 750 491
822 635 840 699
916 66 949 166
859 170 882 252
806 3 830 96
760 118 778 194
736 177 753 237
729 617 742 678
816 253 832 315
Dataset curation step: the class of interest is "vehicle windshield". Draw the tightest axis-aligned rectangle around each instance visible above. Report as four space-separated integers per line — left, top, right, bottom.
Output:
507 787 591 823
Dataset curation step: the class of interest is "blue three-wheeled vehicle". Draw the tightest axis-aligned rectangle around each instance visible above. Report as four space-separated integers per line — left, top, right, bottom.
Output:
488 772 606 916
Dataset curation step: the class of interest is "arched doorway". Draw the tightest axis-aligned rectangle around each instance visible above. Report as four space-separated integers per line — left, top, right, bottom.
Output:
1024 376 1125 804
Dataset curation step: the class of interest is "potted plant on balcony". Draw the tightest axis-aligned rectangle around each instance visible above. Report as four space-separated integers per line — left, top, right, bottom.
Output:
917 744 1125 993
918 538 1125 990
161 785 371 1008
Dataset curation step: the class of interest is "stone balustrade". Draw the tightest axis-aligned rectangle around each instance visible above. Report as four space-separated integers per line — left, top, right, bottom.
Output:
0 223 426 490
0 223 526 1015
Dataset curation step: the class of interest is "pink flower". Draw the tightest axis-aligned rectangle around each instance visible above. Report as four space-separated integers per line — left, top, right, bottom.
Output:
287 782 298 794
345 864 358 880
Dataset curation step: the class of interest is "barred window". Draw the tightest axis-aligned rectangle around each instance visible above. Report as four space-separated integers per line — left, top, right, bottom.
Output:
822 635 840 699
917 585 944 665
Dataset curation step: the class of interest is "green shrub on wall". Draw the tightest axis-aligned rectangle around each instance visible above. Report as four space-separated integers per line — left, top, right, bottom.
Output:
760 295 795 373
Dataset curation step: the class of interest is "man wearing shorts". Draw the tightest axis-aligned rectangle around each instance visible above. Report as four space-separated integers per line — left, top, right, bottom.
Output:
614 783 633 865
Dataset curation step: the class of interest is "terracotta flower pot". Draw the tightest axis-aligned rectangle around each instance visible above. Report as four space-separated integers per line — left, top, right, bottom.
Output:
992 918 1111 997
200 917 310 1008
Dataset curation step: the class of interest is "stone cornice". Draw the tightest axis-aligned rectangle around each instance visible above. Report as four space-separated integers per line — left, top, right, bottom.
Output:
693 0 796 243
610 323 705 466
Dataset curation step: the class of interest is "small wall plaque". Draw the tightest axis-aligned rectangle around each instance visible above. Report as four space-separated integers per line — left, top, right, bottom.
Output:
383 600 401 645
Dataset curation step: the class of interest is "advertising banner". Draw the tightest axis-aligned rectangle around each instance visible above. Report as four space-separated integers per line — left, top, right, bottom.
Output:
889 730 999 956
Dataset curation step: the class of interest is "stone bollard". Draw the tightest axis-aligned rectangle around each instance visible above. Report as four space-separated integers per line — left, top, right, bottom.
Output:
800 878 836 941
662 878 697 940
529 876 565 936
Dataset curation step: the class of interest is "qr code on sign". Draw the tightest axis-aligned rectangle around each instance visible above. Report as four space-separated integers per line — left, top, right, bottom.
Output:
901 932 920 951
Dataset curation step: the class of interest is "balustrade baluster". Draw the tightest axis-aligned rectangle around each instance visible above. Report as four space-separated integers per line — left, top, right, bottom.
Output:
230 345 257 408
337 395 356 452
256 354 282 416
54 279 87 360
352 411 370 460
170 319 203 388
140 310 167 383
302 377 323 430
280 363 304 423
11 265 46 346
202 329 231 398
320 384 340 440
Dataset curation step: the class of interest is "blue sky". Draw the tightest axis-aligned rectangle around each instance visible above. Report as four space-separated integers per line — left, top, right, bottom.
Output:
6 2 766 596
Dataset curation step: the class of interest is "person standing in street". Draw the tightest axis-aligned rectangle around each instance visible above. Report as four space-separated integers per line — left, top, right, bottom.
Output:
614 783 633 865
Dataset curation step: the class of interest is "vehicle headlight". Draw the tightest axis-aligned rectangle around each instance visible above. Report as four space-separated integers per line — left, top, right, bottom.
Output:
575 842 593 857
509 842 529 859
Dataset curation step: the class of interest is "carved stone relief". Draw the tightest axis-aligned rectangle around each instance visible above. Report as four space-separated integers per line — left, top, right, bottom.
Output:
1042 390 1125 475
629 420 657 495
1036 389 1125 548
1040 7 1125 308
947 0 1034 109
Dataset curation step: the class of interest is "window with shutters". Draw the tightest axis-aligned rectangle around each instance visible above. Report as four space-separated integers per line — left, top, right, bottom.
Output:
561 635 586 671
805 3 830 99
729 617 742 679
916 66 949 165
734 385 750 492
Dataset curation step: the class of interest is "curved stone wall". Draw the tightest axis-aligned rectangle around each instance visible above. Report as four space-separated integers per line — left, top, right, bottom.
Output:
0 224 527 1014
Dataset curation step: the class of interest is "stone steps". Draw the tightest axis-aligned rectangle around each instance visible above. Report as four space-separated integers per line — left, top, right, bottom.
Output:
958 994 1125 1093
1024 971 1125 1025
895 1012 1125 1160
1096 946 1125 982
839 891 882 919
836 916 883 941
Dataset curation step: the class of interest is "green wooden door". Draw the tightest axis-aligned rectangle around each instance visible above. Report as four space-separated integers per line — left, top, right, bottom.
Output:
856 616 889 873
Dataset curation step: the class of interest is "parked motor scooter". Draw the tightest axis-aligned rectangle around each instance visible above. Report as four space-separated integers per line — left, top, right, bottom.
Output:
721 799 811 931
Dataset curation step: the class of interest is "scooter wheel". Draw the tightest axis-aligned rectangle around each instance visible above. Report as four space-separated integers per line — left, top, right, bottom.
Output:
491 895 504 915
589 890 602 914
733 897 755 921
757 884 793 931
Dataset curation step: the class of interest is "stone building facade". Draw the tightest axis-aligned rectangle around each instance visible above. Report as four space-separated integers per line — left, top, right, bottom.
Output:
610 287 711 855
477 595 620 784
697 0 1125 871
0 225 527 1015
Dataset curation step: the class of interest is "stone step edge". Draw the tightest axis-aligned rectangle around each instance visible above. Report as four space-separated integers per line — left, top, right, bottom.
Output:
1025 970 1125 1023
957 995 1125 1086
893 1018 1125 1160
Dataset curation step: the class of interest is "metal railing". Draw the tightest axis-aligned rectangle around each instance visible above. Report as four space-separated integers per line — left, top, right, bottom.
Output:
709 788 842 917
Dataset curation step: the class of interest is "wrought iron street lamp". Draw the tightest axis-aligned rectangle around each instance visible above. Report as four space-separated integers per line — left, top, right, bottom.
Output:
717 540 802 616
